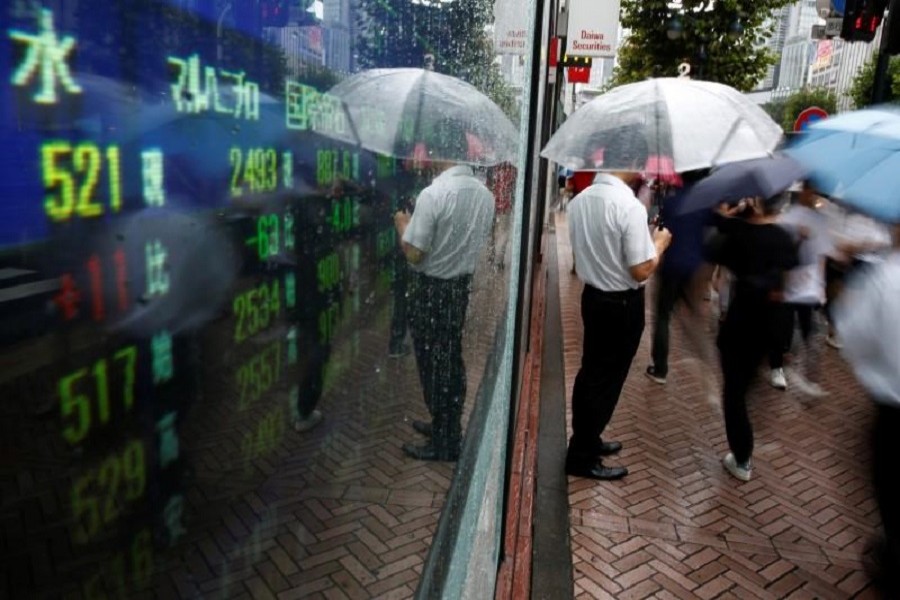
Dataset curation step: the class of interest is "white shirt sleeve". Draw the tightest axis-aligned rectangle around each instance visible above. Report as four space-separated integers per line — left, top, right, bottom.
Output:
622 202 656 268
402 188 436 252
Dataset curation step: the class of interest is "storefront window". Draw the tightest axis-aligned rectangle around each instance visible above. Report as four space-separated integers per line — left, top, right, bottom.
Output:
0 0 534 596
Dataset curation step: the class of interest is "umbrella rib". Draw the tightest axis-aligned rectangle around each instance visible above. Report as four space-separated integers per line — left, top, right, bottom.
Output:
406 71 429 162
708 116 744 167
830 151 892 201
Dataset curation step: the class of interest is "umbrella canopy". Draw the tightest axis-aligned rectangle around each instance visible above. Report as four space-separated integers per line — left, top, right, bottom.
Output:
676 154 806 215
328 68 518 166
785 107 900 223
541 78 782 173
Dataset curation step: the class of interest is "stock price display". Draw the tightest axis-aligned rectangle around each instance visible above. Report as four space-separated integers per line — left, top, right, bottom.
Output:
0 2 401 596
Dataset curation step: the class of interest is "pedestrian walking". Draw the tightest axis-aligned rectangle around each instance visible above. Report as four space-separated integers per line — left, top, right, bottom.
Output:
770 182 833 397
486 161 516 270
565 136 673 481
645 169 711 385
707 196 799 482
834 224 900 596
822 204 893 348
393 124 495 462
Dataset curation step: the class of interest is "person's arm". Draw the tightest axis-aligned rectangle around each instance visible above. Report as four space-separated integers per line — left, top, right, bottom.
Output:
396 186 438 265
623 203 672 283
629 228 672 282
394 211 425 264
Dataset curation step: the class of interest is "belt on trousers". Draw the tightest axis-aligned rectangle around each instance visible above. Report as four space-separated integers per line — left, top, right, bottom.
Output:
585 284 644 300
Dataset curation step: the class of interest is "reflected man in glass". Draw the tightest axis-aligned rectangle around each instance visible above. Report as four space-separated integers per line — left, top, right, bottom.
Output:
392 124 495 462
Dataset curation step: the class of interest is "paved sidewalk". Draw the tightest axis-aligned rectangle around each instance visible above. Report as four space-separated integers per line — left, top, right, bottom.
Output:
555 212 880 599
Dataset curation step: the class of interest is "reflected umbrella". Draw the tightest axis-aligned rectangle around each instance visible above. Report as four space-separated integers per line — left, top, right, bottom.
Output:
328 68 518 166
98 209 239 337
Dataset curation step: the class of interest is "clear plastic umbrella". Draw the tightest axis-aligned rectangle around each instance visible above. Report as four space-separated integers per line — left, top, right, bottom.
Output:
541 78 783 174
328 68 518 166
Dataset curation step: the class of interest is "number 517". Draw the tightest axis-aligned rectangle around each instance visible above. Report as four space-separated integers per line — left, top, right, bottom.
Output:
60 346 137 445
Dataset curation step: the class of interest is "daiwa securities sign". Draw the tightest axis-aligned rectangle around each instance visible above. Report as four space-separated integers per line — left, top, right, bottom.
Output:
566 0 621 58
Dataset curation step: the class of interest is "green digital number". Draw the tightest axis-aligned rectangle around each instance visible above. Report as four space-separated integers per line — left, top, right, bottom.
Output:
229 147 243 196
71 439 146 545
237 340 283 411
317 252 340 292
233 280 282 343
230 147 279 197
42 142 123 222
256 213 280 260
59 346 139 444
242 405 286 471
60 369 90 444
42 142 76 221
81 527 153 597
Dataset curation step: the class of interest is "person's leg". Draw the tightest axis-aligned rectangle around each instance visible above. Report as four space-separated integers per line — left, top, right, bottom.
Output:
717 269 732 322
766 304 791 390
389 255 409 354
407 274 438 418
718 318 762 466
650 273 679 379
569 290 644 461
796 304 818 381
491 213 511 268
824 258 845 346
427 277 471 456
872 402 900 595
768 304 791 370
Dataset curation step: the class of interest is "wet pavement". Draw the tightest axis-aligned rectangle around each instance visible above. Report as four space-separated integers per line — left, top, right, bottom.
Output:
555 212 880 599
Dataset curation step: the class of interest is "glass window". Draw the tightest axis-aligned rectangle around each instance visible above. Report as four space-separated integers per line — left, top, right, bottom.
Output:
0 0 533 596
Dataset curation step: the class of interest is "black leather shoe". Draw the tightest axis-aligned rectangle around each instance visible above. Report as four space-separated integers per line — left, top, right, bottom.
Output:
402 442 458 462
565 461 628 480
597 440 622 456
412 420 432 436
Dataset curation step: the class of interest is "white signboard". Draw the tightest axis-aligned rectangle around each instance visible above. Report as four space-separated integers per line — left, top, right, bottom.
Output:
565 0 621 58
824 17 843 37
493 0 529 55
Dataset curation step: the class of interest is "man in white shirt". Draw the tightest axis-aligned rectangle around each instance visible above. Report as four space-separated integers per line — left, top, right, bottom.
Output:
393 128 495 462
565 138 672 480
835 224 900 595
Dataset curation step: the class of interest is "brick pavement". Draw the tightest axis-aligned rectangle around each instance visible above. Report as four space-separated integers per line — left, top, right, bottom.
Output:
141 260 508 599
555 212 881 599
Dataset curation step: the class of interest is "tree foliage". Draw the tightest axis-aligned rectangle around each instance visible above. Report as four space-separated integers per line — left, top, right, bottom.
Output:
848 53 900 108
760 98 787 128
779 87 837 132
354 0 519 120
612 0 795 90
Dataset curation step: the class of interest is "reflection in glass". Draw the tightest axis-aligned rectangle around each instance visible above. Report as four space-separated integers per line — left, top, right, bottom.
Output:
0 0 524 596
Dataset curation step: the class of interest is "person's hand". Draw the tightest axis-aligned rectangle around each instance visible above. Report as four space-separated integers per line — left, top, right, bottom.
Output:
718 200 747 217
393 210 411 228
653 226 673 251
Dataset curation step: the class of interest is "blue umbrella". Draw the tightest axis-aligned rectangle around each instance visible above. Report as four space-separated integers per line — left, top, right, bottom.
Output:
785 107 900 223
676 154 806 215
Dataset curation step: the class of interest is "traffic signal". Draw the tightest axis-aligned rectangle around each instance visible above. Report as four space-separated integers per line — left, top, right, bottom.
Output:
841 0 888 42
261 0 289 27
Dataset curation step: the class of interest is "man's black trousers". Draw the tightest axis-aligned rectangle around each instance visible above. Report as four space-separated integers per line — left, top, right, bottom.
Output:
408 271 472 456
568 285 645 462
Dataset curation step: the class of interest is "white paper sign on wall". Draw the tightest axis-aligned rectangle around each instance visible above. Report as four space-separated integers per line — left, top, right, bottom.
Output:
493 0 529 55
565 0 621 58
